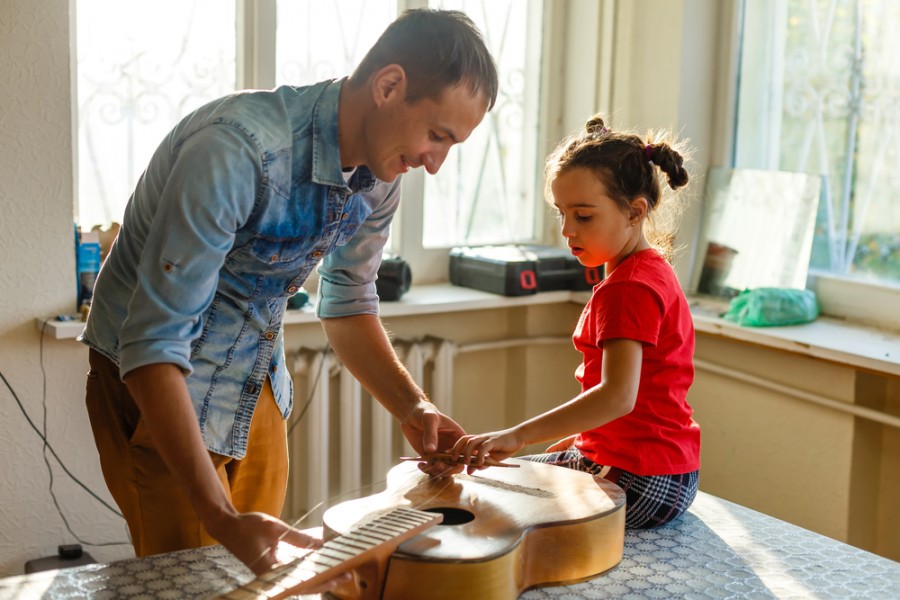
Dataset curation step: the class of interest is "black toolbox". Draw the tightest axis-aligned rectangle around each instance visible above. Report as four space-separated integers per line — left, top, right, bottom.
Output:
449 244 603 296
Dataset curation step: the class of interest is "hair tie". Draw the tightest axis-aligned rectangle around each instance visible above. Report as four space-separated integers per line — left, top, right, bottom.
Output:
644 144 654 163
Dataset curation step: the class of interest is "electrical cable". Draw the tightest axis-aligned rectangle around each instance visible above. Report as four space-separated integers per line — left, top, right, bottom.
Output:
286 344 331 438
0 319 130 549
37 319 129 548
0 369 124 521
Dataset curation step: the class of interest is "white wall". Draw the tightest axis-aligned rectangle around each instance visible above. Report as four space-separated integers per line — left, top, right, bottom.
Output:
0 0 136 575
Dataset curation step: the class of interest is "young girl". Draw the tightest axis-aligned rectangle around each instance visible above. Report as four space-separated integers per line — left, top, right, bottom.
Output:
450 115 700 528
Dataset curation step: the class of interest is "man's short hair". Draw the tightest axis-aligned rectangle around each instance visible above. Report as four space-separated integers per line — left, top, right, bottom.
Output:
351 8 499 110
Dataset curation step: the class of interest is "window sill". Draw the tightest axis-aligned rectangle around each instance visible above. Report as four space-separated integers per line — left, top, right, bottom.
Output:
688 295 900 378
34 317 86 340
36 285 900 378
282 284 577 325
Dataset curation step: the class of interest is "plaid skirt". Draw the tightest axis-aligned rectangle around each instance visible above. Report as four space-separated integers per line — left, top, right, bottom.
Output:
520 447 699 529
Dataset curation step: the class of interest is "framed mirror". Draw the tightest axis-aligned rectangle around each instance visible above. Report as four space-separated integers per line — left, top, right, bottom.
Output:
691 167 823 298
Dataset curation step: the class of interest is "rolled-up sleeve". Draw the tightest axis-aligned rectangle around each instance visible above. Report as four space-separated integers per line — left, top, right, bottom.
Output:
118 125 258 377
316 178 401 319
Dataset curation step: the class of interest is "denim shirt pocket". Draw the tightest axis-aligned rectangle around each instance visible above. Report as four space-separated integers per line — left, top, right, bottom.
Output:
333 194 373 248
224 189 327 289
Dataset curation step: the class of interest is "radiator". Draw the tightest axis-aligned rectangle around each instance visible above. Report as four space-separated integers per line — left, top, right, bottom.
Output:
284 337 456 524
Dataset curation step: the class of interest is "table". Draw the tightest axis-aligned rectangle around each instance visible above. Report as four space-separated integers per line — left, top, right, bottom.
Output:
1 492 897 599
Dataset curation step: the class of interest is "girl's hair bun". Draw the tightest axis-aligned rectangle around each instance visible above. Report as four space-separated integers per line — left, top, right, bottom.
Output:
585 116 607 136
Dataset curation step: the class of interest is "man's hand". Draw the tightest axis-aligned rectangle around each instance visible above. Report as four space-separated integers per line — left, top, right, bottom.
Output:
206 511 350 592
399 400 467 476
206 511 317 575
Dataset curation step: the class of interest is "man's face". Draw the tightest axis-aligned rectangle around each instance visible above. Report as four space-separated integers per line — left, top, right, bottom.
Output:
363 83 488 182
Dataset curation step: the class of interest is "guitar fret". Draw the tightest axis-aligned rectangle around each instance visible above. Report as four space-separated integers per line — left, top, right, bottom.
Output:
329 539 371 554
368 523 406 537
257 559 303 582
347 531 386 545
382 519 421 533
316 546 355 562
298 560 331 575
367 519 406 532
381 515 419 528
305 552 342 568
385 510 429 525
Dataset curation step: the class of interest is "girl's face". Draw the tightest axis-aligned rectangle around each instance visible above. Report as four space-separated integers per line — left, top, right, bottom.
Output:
551 167 648 271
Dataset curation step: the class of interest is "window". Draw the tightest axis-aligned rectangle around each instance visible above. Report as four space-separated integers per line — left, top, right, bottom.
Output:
75 0 545 281
75 0 236 228
420 0 544 249
733 0 900 288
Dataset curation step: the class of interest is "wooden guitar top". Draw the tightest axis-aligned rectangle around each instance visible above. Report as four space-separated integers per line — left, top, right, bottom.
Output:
323 458 626 599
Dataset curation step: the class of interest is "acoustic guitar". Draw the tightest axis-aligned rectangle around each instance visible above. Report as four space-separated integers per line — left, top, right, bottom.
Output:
213 458 625 599
323 457 625 599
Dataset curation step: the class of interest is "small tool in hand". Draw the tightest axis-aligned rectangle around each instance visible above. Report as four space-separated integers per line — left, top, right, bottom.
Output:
399 452 520 468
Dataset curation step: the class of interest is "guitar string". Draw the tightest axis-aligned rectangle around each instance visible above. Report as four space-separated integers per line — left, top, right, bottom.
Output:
245 465 458 573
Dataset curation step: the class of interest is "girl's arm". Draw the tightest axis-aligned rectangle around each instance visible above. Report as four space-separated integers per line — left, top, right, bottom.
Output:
449 338 643 472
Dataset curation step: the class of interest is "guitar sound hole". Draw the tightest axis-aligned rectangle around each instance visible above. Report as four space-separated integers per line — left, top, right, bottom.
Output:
423 507 475 525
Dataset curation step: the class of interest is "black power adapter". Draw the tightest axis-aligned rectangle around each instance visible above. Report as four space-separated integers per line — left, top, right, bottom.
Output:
24 544 96 574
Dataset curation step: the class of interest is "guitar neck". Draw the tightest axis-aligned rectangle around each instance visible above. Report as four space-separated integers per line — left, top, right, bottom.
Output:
214 507 442 600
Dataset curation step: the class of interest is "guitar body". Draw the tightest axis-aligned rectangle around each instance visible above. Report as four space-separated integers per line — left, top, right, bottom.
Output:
323 458 626 599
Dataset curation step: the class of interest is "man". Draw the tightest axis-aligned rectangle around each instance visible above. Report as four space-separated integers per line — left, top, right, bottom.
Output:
80 8 498 580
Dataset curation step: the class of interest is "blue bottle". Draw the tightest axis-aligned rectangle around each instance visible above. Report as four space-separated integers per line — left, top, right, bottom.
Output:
76 229 101 311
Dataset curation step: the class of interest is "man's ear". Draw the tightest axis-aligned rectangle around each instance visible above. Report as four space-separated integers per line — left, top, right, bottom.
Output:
629 197 649 223
371 64 407 107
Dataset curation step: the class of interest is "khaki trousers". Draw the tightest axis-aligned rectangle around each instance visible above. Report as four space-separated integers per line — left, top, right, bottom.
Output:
86 349 288 557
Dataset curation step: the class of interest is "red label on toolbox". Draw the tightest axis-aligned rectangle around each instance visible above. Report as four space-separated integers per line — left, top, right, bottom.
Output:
584 267 603 286
520 270 537 290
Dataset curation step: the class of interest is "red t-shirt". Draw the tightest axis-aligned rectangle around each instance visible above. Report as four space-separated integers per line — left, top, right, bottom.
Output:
573 249 700 475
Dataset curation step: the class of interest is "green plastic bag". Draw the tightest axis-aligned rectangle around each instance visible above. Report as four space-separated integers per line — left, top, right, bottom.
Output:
722 288 820 327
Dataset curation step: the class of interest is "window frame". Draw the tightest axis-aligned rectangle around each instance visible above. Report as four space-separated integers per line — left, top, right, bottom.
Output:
723 0 900 330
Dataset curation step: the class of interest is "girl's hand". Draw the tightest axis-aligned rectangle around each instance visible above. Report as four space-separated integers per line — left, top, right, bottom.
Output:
545 434 577 453
448 428 527 475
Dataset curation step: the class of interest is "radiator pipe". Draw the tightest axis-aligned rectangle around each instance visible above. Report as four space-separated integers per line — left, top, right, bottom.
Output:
694 358 900 430
457 336 571 354
456 341 900 430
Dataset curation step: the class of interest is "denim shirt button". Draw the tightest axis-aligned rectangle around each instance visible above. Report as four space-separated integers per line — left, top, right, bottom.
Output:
264 332 275 340
270 255 278 263
341 212 348 220
312 251 322 258
287 286 298 293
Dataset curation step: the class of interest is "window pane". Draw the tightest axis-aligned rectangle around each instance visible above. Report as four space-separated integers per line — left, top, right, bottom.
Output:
734 0 900 285
76 0 236 229
423 0 543 248
275 0 396 85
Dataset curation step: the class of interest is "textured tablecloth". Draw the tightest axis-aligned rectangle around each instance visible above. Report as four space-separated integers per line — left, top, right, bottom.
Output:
1 492 897 599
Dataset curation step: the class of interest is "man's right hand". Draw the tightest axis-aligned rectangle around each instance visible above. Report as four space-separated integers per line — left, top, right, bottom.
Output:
124 366 347 590
207 511 319 575
208 511 350 592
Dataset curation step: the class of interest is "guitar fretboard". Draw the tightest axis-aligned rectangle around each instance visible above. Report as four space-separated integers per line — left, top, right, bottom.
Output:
214 507 442 600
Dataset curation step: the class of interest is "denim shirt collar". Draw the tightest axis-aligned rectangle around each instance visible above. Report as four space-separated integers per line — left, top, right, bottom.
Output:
311 77 376 194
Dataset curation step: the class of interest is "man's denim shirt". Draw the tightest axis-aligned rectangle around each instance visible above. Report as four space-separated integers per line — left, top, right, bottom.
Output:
81 79 399 458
